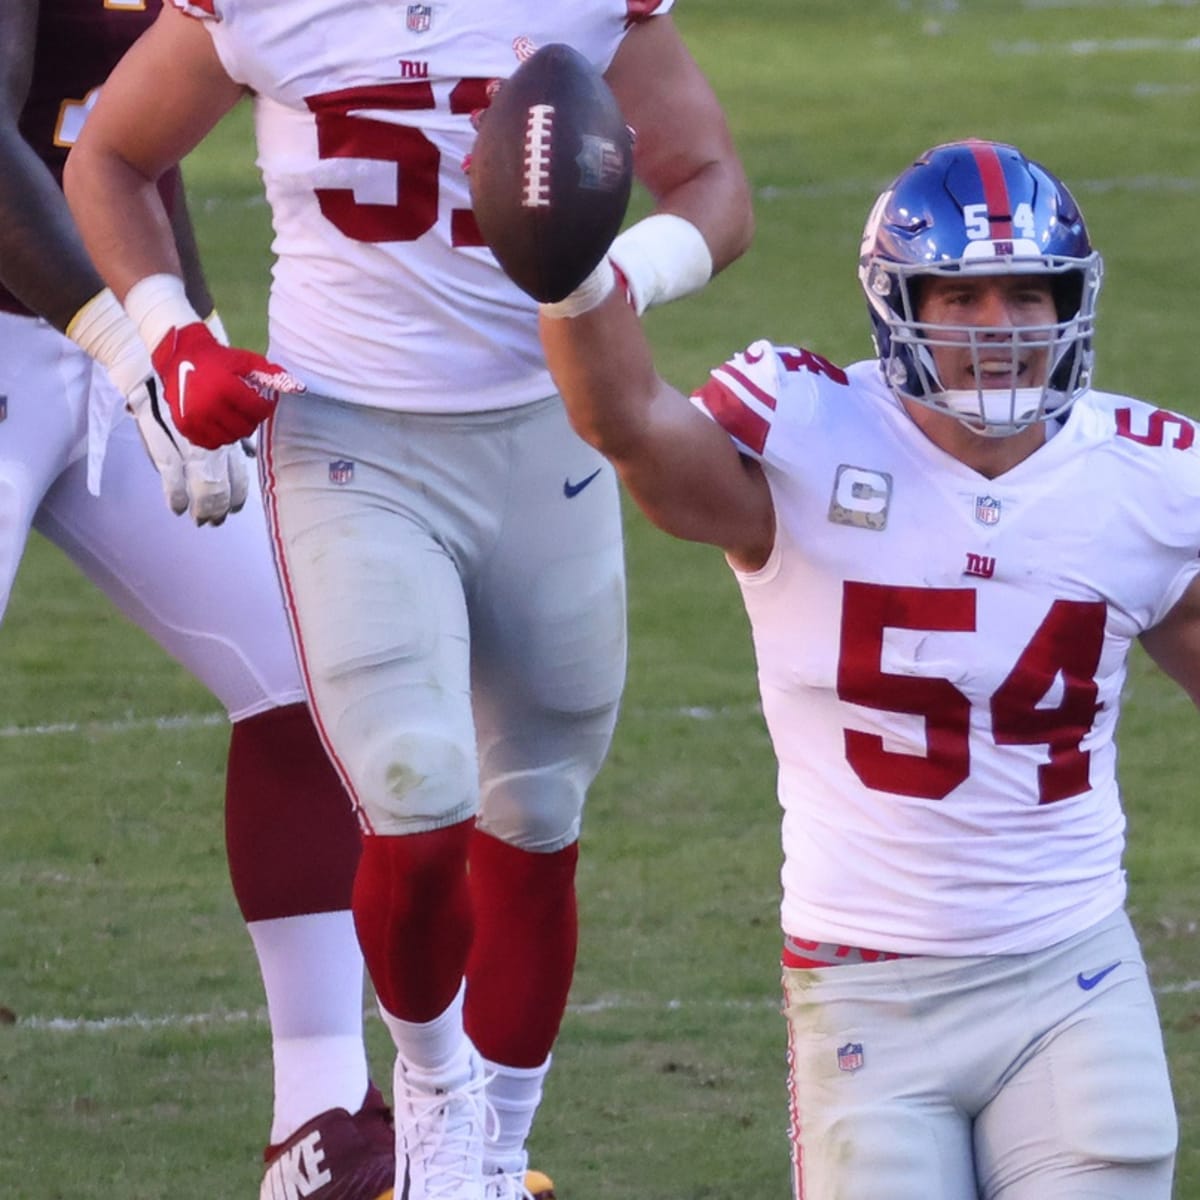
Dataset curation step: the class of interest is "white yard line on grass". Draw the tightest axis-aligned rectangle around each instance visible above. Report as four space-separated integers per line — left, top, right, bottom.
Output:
17 980 1200 1033
0 711 227 738
996 36 1200 53
1 706 758 738
1024 0 1198 7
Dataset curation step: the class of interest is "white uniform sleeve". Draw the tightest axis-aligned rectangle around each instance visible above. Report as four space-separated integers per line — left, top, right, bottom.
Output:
689 340 822 462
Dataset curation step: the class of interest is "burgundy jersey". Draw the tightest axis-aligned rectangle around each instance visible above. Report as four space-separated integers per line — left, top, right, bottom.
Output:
1 0 167 314
22 0 158 184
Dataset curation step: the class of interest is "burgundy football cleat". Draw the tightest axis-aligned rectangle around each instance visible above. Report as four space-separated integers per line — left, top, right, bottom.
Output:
260 1083 396 1200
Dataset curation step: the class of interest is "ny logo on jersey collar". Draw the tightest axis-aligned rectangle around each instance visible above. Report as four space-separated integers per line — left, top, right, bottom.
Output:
829 465 892 531
406 4 433 33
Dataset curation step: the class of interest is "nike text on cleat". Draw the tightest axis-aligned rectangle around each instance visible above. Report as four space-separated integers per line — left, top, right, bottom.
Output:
563 468 601 498
1077 961 1121 991
260 1082 395 1200
177 360 195 419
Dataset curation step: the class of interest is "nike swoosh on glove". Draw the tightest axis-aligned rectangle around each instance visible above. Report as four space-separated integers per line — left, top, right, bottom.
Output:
126 375 250 526
151 323 305 449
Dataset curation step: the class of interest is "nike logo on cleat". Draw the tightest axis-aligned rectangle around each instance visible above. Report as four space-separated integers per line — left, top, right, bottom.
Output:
261 1129 332 1200
1077 961 1121 990
563 468 601 498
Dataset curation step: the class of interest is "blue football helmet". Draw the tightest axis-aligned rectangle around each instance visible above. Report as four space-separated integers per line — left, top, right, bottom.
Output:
858 140 1104 436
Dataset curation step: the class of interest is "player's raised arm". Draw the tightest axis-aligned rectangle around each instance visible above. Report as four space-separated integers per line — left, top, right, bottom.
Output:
471 42 771 570
604 12 755 312
539 288 774 571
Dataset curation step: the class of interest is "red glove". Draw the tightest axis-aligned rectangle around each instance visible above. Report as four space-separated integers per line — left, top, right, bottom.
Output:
151 323 305 450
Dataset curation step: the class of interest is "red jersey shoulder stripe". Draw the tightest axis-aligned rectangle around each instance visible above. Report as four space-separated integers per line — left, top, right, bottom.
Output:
694 377 770 456
716 361 779 411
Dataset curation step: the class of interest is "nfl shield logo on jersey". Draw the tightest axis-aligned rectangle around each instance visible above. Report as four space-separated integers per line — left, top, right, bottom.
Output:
0 395 7 422
328 459 355 485
406 4 432 32
974 495 1002 526
836 1042 865 1073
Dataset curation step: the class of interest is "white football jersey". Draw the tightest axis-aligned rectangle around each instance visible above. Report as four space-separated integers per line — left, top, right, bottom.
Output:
694 345 1200 955
174 0 673 412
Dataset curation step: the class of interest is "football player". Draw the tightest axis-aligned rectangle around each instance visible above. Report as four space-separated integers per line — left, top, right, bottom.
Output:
531 138 1195 1199
0 1 393 1196
64 2 754 1200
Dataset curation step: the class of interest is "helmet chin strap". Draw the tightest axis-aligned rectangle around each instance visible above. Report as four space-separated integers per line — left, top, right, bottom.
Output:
935 387 1048 437
899 328 1077 435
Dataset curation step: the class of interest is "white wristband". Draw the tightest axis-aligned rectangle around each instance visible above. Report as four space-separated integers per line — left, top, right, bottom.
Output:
607 213 713 315
66 287 154 397
539 258 617 320
124 273 203 353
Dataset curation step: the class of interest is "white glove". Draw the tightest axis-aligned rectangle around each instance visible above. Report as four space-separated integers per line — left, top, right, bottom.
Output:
125 371 249 525
67 288 248 525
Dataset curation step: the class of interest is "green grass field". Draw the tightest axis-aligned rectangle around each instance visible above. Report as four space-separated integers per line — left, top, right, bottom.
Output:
2 1 1199 1195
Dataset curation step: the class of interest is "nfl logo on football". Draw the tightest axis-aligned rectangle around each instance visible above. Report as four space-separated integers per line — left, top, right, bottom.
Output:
406 4 432 33
836 1042 864 1073
974 495 1001 526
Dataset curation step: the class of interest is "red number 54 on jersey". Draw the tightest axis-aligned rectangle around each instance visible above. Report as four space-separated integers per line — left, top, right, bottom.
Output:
837 582 1106 805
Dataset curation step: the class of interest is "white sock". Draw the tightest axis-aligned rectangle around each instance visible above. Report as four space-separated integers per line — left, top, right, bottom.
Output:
481 1054 550 1171
379 980 470 1073
246 910 370 1143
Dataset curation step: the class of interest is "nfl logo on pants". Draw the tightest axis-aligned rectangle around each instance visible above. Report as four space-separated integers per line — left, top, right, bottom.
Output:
837 1042 864 1073
329 459 355 485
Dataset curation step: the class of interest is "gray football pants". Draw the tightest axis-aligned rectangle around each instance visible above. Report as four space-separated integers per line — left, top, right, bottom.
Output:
260 390 627 848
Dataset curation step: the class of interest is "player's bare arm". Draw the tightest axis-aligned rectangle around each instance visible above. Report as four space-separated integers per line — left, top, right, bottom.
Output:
539 292 774 573
67 4 291 454
605 14 754 275
0 0 113 329
1140 573 1200 707
64 3 245 300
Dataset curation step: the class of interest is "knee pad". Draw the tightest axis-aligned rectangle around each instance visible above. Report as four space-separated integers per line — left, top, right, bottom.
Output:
477 761 586 852
799 1109 970 1200
354 727 478 835
474 693 617 851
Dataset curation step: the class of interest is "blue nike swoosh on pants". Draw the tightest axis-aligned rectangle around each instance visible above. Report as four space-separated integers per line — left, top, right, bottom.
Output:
563 468 602 498
1076 961 1121 990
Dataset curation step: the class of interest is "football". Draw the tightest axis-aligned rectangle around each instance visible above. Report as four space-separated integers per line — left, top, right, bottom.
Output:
469 43 634 303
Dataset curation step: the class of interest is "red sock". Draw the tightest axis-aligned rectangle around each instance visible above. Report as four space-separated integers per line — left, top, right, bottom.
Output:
225 702 361 921
464 830 579 1067
353 824 474 1021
